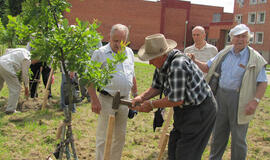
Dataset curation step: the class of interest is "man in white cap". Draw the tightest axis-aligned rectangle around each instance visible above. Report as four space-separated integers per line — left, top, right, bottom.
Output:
132 33 217 160
189 24 268 160
0 48 31 114
184 26 218 64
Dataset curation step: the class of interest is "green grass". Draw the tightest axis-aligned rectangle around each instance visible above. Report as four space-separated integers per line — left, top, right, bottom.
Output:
266 64 270 71
0 62 269 159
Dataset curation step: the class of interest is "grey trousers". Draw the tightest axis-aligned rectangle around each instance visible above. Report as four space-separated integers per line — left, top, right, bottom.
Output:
209 88 249 160
95 93 129 160
0 65 21 112
168 94 217 160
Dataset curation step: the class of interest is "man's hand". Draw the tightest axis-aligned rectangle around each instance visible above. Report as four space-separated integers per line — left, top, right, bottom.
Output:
69 72 75 79
245 100 258 115
186 53 195 61
132 100 153 113
131 95 144 108
91 99 102 114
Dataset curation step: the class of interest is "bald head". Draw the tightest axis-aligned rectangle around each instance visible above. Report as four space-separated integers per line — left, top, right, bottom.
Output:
192 26 206 46
192 26 205 34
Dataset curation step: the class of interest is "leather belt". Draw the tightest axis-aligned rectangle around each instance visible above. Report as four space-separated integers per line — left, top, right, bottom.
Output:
99 90 111 96
99 90 126 99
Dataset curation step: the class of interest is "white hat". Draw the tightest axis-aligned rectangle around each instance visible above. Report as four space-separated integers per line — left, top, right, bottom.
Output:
229 24 250 37
138 33 177 61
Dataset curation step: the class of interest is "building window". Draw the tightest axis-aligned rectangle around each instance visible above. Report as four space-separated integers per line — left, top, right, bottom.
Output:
255 32 264 44
248 12 256 24
258 0 267 3
257 11 266 24
250 0 257 4
237 0 245 7
235 14 242 24
249 32 254 43
213 13 221 22
225 31 231 44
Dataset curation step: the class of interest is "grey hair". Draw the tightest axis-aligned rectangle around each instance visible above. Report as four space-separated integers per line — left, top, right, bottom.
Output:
110 24 129 41
192 26 205 34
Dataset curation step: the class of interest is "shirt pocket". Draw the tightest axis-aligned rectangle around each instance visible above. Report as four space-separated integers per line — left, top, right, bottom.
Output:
123 60 134 82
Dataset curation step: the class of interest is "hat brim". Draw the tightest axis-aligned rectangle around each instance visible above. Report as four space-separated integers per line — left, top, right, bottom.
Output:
138 39 177 61
233 30 249 36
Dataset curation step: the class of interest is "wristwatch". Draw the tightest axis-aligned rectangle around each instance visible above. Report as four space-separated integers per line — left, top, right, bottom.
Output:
254 97 260 103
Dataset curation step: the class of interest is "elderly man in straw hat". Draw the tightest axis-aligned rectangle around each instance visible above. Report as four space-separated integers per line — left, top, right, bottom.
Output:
131 33 217 160
189 24 268 160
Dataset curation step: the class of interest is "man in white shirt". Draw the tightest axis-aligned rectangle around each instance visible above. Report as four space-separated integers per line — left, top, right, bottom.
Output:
0 48 31 114
184 26 218 63
88 24 137 160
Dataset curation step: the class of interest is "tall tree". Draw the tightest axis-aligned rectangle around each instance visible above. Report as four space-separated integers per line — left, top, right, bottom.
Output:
17 0 127 159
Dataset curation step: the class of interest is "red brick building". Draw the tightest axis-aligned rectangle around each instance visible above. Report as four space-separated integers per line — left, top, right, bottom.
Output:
233 0 270 62
65 0 233 51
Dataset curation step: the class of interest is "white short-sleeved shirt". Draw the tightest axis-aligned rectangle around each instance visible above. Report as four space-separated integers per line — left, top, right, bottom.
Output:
184 43 218 62
0 48 31 86
92 43 135 97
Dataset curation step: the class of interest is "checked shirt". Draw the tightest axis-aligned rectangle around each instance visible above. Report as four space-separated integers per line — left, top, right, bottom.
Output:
151 50 212 106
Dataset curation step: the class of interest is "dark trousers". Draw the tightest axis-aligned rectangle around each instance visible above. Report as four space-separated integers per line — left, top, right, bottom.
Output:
29 62 52 98
168 94 217 160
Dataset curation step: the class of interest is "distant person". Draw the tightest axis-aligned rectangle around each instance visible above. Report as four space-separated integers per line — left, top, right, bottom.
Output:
189 24 268 160
184 26 218 63
0 48 31 114
88 24 138 160
132 33 217 160
26 42 53 99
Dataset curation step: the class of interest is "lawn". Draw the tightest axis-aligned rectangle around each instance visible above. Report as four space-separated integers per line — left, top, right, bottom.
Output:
0 62 270 160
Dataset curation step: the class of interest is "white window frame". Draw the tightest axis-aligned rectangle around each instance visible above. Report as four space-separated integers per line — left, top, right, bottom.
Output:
255 32 264 44
250 0 257 4
248 12 256 24
258 0 267 3
235 14 242 24
257 11 266 24
249 32 254 44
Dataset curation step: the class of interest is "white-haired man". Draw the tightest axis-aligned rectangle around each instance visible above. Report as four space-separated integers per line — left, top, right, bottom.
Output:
0 48 31 114
132 33 217 160
88 24 137 160
189 24 268 160
184 26 218 63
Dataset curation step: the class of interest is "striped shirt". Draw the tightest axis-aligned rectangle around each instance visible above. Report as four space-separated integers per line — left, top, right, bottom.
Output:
152 50 212 106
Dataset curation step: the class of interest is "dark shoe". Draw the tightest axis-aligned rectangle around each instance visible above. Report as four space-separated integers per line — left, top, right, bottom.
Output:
48 94 53 99
128 109 137 119
5 110 20 115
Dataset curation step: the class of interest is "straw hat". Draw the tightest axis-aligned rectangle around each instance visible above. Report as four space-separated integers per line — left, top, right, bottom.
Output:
138 33 177 61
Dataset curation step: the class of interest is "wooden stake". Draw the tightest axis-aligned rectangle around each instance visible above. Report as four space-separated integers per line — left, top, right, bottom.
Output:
104 115 115 160
157 133 169 160
42 68 53 110
158 107 174 148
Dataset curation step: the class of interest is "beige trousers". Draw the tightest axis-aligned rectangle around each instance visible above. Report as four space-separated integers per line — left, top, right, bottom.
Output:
0 65 21 112
96 93 129 160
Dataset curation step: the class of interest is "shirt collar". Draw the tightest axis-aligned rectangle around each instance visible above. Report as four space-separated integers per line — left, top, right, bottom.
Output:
193 42 207 51
230 46 248 57
104 43 113 54
160 50 176 72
